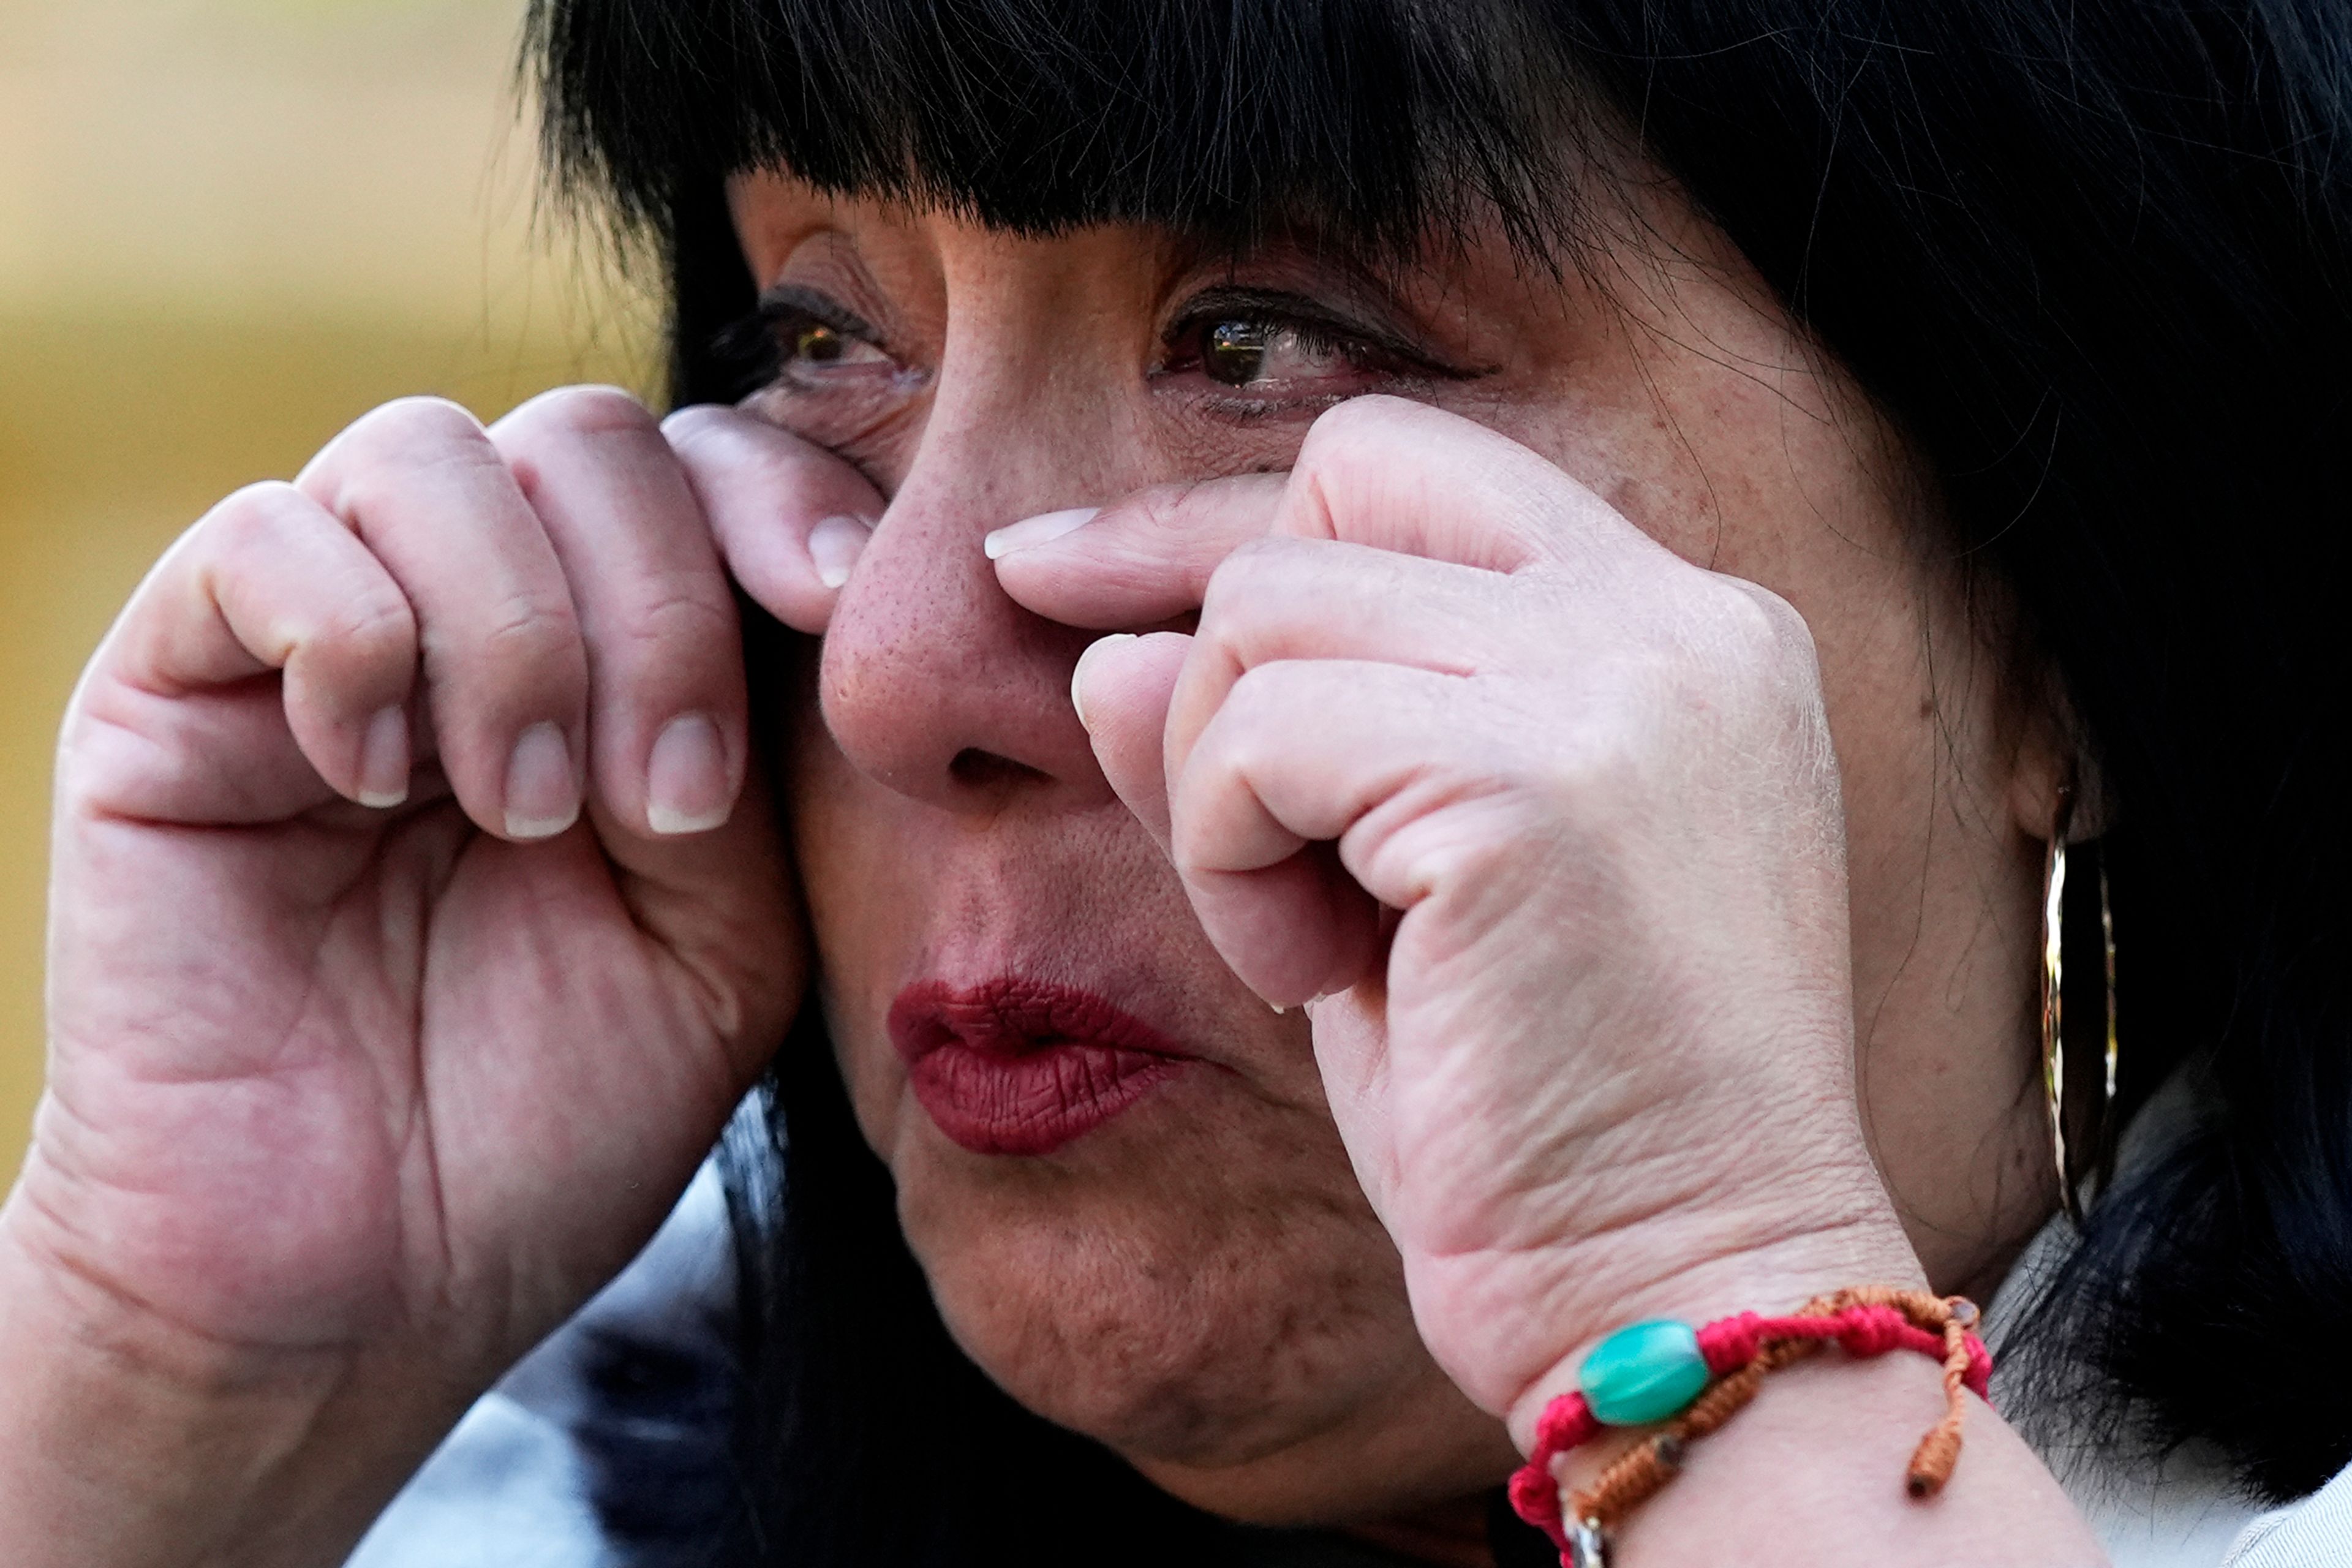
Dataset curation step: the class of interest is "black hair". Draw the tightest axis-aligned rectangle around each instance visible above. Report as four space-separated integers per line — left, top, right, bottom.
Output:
527 0 2352 1553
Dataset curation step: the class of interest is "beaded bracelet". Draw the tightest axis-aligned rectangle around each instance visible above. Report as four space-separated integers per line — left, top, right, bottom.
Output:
1506 1287 1992 1568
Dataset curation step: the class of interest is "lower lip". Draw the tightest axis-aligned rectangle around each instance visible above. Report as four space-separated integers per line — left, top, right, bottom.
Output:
889 979 1190 1156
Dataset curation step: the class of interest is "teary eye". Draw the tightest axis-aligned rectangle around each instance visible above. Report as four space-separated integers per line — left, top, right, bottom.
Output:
1158 284 1465 409
1198 318 1357 388
794 322 848 363
1197 320 1268 385
782 318 889 372
709 285 905 404
1169 307 1383 396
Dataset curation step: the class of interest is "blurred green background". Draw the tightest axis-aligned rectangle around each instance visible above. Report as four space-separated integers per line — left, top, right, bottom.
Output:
0 0 653 1175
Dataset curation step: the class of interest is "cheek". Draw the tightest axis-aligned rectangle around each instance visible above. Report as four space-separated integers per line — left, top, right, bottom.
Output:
771 650 1468 1485
1482 352 1943 824
780 736 1438 1469
897 1069 1428 1468
781 698 925 1151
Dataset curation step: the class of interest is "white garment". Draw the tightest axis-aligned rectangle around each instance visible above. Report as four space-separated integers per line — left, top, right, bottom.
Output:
344 1391 612 1568
1981 1074 2347 1567
348 1161 737 1567
1987 1223 2270 1566
2068 1443 2266 1568
2226 1460 2352 1566
359 1104 2352 1566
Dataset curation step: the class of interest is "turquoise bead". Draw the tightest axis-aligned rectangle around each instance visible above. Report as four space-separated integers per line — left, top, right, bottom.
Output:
1578 1319 1709 1425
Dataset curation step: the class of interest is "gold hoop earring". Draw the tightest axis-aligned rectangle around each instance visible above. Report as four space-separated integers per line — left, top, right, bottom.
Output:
2041 792 2119 1227
2098 853 2119 1118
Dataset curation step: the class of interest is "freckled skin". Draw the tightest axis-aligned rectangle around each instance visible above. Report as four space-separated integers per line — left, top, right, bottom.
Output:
745 173 2057 1524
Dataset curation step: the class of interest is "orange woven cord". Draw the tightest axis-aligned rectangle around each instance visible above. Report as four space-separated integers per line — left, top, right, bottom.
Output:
1910 1293 1981 1496
1796 1287 1981 1496
1567 1341 1811 1529
1560 1289 1984 1536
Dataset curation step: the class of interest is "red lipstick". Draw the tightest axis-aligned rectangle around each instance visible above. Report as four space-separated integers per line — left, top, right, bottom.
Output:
889 978 1191 1156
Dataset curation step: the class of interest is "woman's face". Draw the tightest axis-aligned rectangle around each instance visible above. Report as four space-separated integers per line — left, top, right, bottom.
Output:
733 174 2055 1523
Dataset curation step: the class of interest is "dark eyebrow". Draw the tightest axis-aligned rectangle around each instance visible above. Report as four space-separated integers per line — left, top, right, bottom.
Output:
1165 219 1425 306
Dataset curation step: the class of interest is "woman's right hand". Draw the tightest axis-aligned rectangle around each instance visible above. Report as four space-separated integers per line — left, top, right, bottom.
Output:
0 390 878 1567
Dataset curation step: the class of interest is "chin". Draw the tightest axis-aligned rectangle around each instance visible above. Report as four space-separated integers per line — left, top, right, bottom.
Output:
884 1083 1518 1525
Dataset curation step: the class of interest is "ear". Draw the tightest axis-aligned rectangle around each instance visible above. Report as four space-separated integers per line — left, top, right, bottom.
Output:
2005 664 2110 844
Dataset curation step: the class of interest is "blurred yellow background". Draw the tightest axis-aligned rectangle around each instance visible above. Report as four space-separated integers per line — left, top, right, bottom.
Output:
0 0 652 1174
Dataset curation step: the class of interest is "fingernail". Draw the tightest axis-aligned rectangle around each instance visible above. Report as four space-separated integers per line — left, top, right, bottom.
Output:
807 513 873 591
984 506 1099 560
356 706 409 809
647 712 731 836
1069 632 1137 732
503 722 581 840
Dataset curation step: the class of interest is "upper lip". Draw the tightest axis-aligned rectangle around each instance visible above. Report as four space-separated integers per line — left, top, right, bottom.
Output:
888 976 1196 1063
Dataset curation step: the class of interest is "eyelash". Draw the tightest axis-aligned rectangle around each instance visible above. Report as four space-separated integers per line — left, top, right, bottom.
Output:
712 288 1455 410
1158 309 1392 391
710 293 893 400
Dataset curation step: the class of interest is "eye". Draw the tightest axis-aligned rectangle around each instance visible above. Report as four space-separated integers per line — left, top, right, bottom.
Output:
1197 318 1357 389
1158 289 1446 408
709 287 907 405
782 318 892 375
717 286 924 465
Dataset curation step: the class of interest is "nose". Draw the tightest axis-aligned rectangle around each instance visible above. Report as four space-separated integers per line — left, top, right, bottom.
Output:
816 401 1120 813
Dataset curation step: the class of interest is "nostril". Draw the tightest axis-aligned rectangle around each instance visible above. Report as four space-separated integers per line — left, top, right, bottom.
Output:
948 748 1050 790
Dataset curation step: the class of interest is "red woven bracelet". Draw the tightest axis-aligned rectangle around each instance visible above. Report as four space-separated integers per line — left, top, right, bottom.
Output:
1506 1287 1992 1567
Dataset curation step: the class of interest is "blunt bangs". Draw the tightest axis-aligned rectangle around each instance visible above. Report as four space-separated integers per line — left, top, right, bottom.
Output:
525 0 1588 258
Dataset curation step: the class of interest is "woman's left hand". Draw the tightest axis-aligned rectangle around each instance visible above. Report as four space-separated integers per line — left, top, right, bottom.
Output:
989 396 1924 1446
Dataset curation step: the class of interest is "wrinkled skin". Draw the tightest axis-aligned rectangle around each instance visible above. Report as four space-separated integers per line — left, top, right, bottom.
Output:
748 183 2065 1519
5 168 2072 1562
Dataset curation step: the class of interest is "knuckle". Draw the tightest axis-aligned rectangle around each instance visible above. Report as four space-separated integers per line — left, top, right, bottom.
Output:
1699 578 1823 706
203 480 315 552
1386 806 1532 905
318 580 418 660
195 484 420 679
326 401 508 515
1198 542 1275 619
1725 577 1812 651
1293 394 1441 487
503 383 657 448
1208 662 1314 772
1197 537 1318 636
1290 418 1360 493
1300 391 1417 456
1288 407 1393 529
1525 712 1648 829
471 593 584 671
350 394 489 453
624 579 737 652
1118 478 1215 540
1216 662 1280 735
734 436 841 498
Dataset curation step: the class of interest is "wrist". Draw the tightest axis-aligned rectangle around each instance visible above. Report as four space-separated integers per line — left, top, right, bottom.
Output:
1540 1350 2102 1566
1501 1198 1925 1453
0 1200 442 1568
